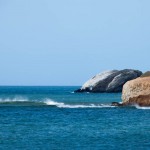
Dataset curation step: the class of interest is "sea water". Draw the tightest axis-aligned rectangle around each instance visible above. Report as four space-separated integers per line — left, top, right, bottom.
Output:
0 86 149 150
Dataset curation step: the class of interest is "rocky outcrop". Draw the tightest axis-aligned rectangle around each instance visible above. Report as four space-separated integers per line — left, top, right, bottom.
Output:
140 71 150 78
75 69 142 93
122 76 150 106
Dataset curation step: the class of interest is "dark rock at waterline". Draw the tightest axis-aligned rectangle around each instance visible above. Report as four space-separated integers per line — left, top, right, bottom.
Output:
75 69 142 93
74 89 86 93
111 102 124 106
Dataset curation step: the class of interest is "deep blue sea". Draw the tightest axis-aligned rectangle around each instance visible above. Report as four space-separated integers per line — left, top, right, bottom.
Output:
0 86 150 150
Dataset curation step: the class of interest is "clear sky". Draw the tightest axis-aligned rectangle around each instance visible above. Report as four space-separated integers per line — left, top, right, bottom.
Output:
0 0 150 85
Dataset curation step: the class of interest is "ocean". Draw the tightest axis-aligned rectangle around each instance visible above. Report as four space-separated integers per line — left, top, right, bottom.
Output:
0 86 149 150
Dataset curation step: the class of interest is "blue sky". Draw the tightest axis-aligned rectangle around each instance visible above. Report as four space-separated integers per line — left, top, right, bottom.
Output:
0 0 150 85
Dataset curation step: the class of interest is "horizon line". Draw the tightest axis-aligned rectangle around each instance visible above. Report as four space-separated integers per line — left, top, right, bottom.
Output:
0 85 81 87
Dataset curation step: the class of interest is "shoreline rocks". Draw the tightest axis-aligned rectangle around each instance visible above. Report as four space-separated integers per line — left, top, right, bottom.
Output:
122 75 150 106
111 102 124 107
75 69 142 93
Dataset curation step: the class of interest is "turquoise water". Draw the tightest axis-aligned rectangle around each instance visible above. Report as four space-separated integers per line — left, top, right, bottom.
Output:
0 86 150 150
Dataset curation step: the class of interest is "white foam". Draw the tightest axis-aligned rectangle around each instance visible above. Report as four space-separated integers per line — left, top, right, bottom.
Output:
44 99 64 106
135 105 150 110
57 104 115 108
0 98 28 103
44 99 115 108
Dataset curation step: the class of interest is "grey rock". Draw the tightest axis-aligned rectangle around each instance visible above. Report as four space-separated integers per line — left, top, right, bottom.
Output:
75 69 142 93
140 71 150 78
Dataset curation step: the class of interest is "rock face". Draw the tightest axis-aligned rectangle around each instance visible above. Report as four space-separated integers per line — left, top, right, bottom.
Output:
140 71 150 78
122 76 150 106
75 69 142 93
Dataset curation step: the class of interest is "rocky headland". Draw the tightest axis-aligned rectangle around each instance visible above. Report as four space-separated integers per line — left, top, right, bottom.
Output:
75 69 142 93
75 69 150 107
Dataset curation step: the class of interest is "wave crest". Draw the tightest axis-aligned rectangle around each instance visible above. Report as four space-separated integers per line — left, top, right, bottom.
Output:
0 98 29 103
44 99 115 108
0 98 150 109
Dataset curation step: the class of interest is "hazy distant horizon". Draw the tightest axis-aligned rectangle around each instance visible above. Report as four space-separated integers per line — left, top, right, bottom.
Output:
0 68 147 86
0 0 150 85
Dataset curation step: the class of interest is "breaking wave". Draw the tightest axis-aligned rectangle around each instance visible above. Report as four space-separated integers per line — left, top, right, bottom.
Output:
44 99 115 108
0 98 115 108
0 98 149 109
0 98 41 106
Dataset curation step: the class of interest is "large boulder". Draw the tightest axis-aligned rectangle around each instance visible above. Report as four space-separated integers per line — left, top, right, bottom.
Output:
122 74 150 106
75 69 142 93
